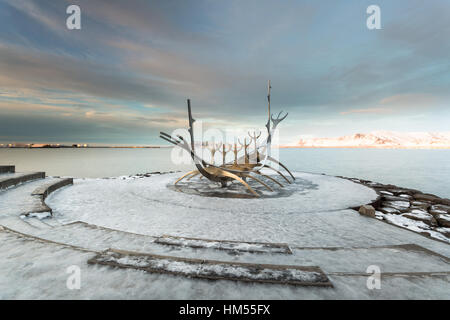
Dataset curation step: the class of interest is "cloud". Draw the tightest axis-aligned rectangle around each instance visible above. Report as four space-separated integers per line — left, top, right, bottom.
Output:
340 108 392 115
380 93 439 108
1 0 449 143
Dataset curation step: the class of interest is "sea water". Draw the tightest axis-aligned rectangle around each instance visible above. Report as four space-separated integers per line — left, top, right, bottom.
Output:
1 148 449 198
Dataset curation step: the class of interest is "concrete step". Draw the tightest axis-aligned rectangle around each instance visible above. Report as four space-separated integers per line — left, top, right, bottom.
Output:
0 219 296 263
0 177 73 217
0 216 41 234
21 216 53 229
2 215 449 277
87 248 332 287
32 178 73 200
0 172 45 190
155 234 292 254
4 217 448 276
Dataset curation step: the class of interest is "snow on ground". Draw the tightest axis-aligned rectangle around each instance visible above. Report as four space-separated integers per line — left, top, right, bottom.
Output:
47 172 378 245
2 171 450 299
46 172 450 257
1 230 449 300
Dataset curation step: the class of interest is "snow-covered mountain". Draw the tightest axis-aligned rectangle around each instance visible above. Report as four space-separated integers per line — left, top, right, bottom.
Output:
295 131 450 148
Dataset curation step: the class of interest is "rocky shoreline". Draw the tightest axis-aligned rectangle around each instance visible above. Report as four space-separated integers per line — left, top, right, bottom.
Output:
339 176 450 243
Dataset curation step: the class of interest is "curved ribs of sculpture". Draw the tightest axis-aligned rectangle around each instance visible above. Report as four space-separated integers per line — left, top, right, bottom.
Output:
160 81 294 197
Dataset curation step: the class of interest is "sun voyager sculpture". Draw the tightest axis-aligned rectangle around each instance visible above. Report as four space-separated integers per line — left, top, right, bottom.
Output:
160 81 295 197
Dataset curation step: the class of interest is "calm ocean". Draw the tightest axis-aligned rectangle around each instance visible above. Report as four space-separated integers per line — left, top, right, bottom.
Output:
1 148 449 198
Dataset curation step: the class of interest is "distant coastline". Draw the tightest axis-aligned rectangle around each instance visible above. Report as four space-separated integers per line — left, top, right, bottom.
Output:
285 131 450 149
0 144 165 149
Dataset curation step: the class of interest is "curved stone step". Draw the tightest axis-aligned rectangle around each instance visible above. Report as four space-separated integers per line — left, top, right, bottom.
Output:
20 216 53 229
3 216 448 277
0 177 73 217
32 178 73 200
28 178 73 215
0 172 45 190
2 227 449 299
0 216 41 234
33 221 293 258
155 234 292 254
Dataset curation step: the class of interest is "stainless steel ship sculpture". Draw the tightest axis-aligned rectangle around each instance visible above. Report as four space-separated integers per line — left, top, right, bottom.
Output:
160 81 295 197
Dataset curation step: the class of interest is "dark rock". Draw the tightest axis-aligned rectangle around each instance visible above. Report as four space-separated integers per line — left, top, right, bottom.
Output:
436 214 450 228
413 193 440 202
402 210 437 226
379 207 401 214
430 204 450 213
429 209 446 217
388 189 416 196
382 195 411 202
436 228 450 237
411 201 430 210
383 200 410 211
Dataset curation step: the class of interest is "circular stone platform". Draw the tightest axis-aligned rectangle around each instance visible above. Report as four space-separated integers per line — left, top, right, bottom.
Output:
47 171 379 245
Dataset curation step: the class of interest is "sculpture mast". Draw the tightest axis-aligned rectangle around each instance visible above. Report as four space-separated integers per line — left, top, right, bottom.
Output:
267 80 271 122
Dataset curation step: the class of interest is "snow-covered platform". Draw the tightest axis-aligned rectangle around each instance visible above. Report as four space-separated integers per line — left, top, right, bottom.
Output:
46 172 379 244
0 170 449 299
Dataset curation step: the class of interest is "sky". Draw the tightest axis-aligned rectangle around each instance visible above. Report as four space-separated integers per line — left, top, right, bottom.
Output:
0 0 449 145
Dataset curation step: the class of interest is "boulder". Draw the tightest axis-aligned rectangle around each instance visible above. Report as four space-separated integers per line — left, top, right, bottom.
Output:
359 205 376 218
383 195 411 202
430 204 450 213
413 193 440 202
402 210 437 226
429 209 447 217
411 201 430 210
436 228 450 238
388 189 415 196
379 207 401 215
413 193 450 206
436 214 450 228
383 200 410 211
